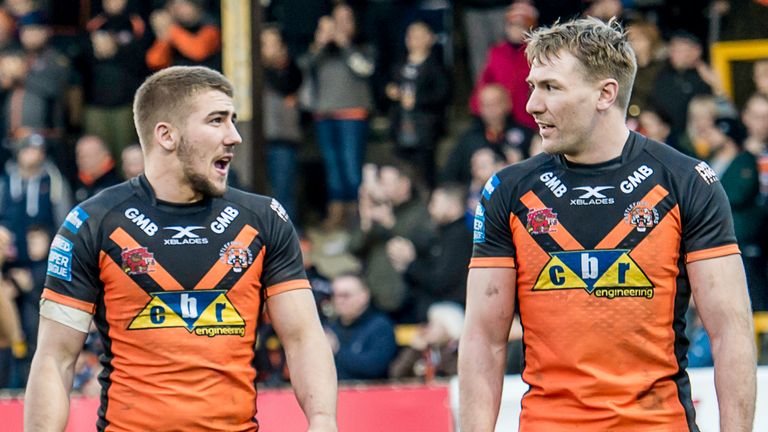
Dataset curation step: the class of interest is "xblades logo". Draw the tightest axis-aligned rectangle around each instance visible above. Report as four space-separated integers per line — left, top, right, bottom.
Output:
163 226 209 245
570 186 615 206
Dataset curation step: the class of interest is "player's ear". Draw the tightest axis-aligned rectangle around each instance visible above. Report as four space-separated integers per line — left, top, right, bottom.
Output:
596 78 619 112
154 122 178 152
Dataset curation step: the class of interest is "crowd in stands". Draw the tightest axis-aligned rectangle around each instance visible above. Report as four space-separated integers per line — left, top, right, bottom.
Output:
1 0 767 391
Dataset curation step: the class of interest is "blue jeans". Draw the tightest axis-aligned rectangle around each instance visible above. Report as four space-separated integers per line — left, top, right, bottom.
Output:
267 140 298 220
315 118 368 202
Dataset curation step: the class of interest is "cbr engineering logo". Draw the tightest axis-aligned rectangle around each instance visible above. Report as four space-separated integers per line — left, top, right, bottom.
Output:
129 290 246 336
533 249 654 299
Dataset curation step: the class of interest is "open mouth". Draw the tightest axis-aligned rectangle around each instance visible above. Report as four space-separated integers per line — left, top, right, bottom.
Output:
537 121 555 134
214 155 233 175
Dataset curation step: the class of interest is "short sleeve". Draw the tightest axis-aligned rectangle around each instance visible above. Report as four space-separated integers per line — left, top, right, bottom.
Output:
261 199 310 297
470 174 517 268
42 205 102 314
681 161 739 263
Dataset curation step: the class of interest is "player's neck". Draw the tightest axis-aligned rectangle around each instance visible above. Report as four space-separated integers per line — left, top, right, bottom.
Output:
564 119 630 165
144 162 202 204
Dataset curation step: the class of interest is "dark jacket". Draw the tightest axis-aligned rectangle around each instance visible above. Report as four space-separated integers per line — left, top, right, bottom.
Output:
84 12 148 107
388 52 450 150
73 165 122 203
329 306 397 380
442 116 533 184
0 161 72 263
715 151 761 246
349 197 435 313
405 217 472 319
649 63 711 133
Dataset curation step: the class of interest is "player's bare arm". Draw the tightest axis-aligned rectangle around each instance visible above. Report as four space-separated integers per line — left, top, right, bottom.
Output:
458 267 517 432
268 288 338 432
25 316 88 431
688 254 756 432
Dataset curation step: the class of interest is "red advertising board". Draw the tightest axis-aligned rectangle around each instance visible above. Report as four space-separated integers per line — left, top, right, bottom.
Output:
1 383 453 431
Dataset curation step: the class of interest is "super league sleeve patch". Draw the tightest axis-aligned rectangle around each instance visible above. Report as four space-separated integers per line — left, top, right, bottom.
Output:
473 203 486 243
47 234 73 281
694 161 719 185
63 206 89 234
482 174 501 200
270 198 289 222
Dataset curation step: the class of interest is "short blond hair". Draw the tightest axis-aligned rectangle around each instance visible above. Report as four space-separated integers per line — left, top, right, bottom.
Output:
133 66 233 148
525 17 637 113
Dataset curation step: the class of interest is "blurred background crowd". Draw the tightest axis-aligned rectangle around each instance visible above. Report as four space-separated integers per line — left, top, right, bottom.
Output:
0 0 767 393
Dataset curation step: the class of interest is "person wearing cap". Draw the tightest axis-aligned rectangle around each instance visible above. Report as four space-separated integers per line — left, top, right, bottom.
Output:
0 133 72 265
649 31 716 134
146 0 221 71
703 116 767 311
469 0 539 130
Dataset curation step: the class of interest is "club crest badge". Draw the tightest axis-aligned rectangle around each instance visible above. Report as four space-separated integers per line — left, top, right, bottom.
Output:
121 247 156 275
624 201 659 232
526 208 559 235
220 241 253 273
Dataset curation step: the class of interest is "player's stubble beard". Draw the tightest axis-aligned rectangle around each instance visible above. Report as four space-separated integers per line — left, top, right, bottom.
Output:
177 134 227 199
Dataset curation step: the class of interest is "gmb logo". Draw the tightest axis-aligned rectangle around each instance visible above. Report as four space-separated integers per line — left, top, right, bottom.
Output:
533 249 654 299
129 290 246 336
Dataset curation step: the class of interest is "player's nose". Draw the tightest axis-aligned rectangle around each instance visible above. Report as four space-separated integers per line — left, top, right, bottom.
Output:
526 88 545 115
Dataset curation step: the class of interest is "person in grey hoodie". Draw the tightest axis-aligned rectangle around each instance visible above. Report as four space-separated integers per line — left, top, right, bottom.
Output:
301 4 374 229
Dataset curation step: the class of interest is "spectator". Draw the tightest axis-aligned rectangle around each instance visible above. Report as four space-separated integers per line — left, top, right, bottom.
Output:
743 92 768 156
265 0 331 57
626 21 664 117
72 135 121 203
754 58 768 96
582 0 631 22
649 31 714 133
0 134 71 264
262 25 302 220
301 6 374 229
638 105 692 155
326 273 397 380
443 84 532 185
349 161 434 322
389 302 464 380
300 232 333 323
146 0 222 71
82 0 147 157
389 183 473 320
678 95 719 159
1 12 73 156
466 147 507 228
120 143 143 179
3 224 49 387
0 8 18 54
0 225 26 388
386 21 450 187
469 1 538 130
702 117 767 311
463 0 512 82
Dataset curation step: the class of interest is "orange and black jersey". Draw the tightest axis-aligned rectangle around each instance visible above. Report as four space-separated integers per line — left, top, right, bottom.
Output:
471 132 738 432
43 175 310 432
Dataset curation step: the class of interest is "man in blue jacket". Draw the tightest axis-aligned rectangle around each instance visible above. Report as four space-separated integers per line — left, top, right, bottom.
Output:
326 273 397 380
